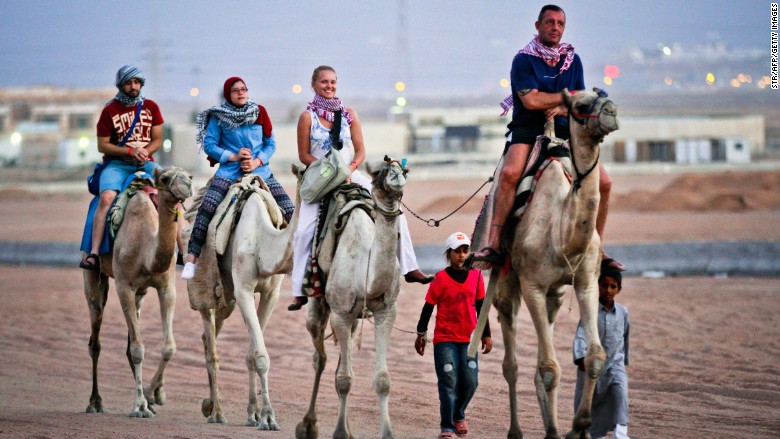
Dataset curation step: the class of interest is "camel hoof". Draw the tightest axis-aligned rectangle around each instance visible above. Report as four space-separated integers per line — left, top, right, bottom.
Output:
201 398 214 418
257 419 281 431
295 421 318 439
507 429 523 439
153 388 166 405
208 415 227 424
85 404 104 414
144 385 166 406
564 431 589 439
130 408 154 418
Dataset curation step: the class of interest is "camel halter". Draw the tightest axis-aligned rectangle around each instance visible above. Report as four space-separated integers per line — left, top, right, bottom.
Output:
155 168 189 222
568 89 609 194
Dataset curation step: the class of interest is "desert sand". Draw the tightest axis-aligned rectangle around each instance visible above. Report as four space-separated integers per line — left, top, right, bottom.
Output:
0 169 778 438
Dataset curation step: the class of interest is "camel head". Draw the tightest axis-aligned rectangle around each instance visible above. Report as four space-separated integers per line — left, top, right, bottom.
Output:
366 155 407 201
153 166 193 203
562 88 619 144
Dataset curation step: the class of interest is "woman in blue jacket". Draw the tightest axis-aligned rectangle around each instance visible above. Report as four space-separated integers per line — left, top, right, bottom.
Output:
182 76 293 279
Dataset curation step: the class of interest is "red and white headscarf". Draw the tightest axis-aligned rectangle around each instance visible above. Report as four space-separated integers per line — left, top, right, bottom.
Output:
307 94 353 125
500 36 576 116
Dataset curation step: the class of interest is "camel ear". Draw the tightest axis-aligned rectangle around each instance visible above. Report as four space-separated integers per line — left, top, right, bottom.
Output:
291 163 306 180
153 166 162 181
365 159 378 175
562 88 574 109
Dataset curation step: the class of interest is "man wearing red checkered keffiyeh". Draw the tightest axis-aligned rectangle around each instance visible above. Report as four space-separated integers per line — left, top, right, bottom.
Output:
471 4 623 272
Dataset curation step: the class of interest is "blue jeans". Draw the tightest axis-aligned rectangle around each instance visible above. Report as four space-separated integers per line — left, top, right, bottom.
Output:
99 160 159 193
433 342 478 433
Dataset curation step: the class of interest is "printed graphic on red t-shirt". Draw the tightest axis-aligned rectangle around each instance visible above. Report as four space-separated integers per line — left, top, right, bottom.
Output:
96 99 164 151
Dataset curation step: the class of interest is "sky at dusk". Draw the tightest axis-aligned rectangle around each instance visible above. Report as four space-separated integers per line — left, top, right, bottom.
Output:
0 0 772 102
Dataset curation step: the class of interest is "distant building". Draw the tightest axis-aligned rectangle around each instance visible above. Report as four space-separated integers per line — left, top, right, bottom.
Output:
0 86 114 167
603 115 763 164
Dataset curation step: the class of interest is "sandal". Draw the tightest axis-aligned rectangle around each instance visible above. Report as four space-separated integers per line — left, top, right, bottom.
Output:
465 247 504 269
454 420 468 437
404 269 434 285
602 257 626 272
79 253 99 271
287 296 308 311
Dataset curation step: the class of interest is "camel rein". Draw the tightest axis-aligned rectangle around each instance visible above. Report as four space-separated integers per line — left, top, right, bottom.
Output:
401 176 493 227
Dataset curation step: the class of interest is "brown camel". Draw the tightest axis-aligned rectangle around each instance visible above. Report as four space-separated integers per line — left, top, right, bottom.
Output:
83 166 192 417
469 88 619 439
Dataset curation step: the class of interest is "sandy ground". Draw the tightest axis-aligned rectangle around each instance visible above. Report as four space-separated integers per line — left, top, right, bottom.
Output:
0 170 779 438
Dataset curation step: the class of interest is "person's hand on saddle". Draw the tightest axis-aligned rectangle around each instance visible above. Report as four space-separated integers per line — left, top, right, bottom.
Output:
414 333 426 356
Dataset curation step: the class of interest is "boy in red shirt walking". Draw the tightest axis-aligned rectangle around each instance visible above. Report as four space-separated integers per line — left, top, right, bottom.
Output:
415 232 493 439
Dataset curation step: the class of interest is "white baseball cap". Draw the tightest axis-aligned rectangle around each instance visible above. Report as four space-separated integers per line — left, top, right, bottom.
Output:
446 232 471 250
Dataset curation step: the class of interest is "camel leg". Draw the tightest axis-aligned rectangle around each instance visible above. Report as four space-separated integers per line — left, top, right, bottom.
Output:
83 269 108 413
144 283 177 409
247 274 282 430
200 308 227 423
533 289 566 439
231 277 280 431
372 303 397 439
117 286 154 418
296 298 330 439
331 312 355 439
521 280 561 439
565 280 606 439
496 280 524 439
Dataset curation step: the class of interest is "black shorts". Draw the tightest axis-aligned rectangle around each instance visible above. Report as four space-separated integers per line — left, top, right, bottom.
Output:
502 124 571 156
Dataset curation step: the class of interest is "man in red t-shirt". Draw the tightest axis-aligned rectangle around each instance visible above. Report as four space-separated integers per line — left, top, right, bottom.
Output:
80 65 165 270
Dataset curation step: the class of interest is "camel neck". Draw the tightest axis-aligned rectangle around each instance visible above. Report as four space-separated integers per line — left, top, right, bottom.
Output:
150 191 179 273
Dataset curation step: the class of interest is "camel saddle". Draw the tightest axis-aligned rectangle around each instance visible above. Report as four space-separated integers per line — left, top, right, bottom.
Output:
107 172 157 241
301 183 374 297
186 174 284 312
471 132 573 250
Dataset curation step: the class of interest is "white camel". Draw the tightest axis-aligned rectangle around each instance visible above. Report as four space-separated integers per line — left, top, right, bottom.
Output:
184 172 299 430
469 88 619 439
295 157 406 439
83 166 192 417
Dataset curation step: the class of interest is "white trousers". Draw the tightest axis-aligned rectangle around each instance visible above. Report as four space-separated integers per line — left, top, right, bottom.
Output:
594 424 629 439
291 170 419 297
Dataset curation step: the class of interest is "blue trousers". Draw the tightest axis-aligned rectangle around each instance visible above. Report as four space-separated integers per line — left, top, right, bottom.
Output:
434 342 478 433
